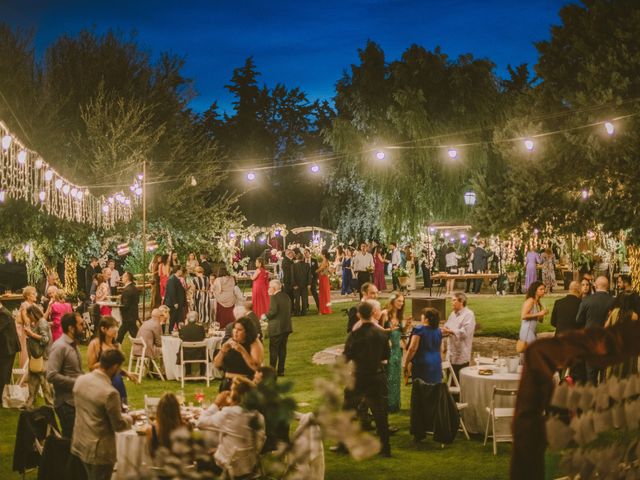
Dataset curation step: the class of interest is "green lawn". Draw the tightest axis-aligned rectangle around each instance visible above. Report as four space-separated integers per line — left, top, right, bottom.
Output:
0 294 563 479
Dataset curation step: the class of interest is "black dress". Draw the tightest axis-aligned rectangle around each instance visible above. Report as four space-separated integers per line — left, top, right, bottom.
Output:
220 346 254 391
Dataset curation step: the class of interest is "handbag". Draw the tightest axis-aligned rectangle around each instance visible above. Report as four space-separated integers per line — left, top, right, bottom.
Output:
2 384 29 408
29 356 44 373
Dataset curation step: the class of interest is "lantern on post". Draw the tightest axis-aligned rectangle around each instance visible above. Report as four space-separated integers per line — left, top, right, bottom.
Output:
464 191 477 206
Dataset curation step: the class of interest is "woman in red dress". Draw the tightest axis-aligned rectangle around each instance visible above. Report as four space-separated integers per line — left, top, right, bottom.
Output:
373 246 387 292
159 254 170 301
318 250 333 315
251 257 270 318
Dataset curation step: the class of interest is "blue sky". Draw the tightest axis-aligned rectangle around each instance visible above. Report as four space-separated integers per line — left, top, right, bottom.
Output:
6 0 570 112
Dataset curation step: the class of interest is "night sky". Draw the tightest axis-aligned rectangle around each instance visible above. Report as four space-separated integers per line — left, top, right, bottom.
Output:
7 0 570 113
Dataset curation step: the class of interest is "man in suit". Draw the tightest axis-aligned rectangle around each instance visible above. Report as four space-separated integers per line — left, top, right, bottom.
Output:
72 349 134 479
292 253 311 315
179 311 206 376
551 281 582 335
117 272 140 343
304 248 320 311
133 308 163 359
576 276 615 383
84 257 101 298
265 279 292 376
0 301 20 401
199 254 212 277
472 241 489 294
164 265 186 333
281 249 295 310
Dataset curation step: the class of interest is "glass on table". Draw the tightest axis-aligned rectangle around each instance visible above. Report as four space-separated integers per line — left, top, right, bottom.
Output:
176 389 185 406
491 350 499 363
473 352 481 369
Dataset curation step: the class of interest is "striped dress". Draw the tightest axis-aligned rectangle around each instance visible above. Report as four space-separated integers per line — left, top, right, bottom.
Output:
191 275 211 325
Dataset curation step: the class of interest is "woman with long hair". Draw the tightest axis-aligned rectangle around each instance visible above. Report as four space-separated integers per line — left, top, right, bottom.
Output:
95 272 112 316
317 250 333 314
213 317 264 391
540 247 556 293
185 252 199 276
373 246 387 292
213 267 237 328
404 307 442 384
251 257 270 319
605 293 639 378
519 281 548 350
146 393 185 457
44 289 72 342
191 266 211 325
384 292 407 412
18 286 40 368
87 316 138 405
341 248 353 296
159 254 170 301
24 305 53 408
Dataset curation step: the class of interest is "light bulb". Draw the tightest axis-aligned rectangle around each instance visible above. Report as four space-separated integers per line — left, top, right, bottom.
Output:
77 191 84 200
102 205 109 213
70 187 78 198
39 191 46 202
55 179 63 190
44 170 54 182
190 176 197 186
581 189 589 200
247 172 256 181
1 135 12 150
376 151 385 160
447 148 458 159
229 231 236 239
604 122 614 135
18 150 28 164
34 157 43 169
84 188 89 196
134 187 142 196
137 173 143 180
0 190 6 202
310 164 320 173
124 198 131 205
524 139 534 151
108 197 114 204
62 184 70 195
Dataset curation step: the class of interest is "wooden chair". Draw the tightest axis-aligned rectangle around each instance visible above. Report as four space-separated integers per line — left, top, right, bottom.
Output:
483 386 518 455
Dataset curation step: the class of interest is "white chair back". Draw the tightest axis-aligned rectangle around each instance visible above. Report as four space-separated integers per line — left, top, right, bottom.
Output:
179 340 211 388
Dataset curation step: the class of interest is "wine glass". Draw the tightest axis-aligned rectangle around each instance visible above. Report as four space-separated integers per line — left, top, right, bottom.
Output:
176 389 185 406
473 352 481 369
492 350 499 363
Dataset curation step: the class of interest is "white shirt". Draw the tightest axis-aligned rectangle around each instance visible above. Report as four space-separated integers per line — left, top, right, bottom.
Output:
197 404 265 476
444 307 476 365
391 249 401 268
110 269 120 287
445 252 461 268
352 251 374 272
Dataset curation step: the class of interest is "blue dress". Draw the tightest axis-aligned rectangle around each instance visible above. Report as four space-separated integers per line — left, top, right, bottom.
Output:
411 325 442 384
341 258 353 294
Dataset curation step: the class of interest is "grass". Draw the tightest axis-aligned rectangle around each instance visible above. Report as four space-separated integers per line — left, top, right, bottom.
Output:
0 293 563 479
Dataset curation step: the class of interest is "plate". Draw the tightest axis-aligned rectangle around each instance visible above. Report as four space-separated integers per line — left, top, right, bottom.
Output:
478 369 494 376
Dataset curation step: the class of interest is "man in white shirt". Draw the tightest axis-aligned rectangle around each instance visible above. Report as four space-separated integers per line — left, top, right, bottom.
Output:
442 292 476 381
352 243 374 298
108 259 120 296
390 242 401 290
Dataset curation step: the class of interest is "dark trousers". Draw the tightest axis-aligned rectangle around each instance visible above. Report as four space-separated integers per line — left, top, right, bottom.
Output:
356 272 371 298
473 271 485 293
392 269 400 291
116 320 138 344
110 286 118 296
421 264 431 288
269 333 289 375
309 281 319 310
0 354 15 401
284 284 295 311
452 362 469 383
293 286 309 315
55 403 76 439
82 462 114 480
168 305 184 333
343 375 390 452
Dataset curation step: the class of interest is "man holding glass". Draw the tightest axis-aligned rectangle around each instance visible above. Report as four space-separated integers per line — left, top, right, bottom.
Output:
442 292 476 381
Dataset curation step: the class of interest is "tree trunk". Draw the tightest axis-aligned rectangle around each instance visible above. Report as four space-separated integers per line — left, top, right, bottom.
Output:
64 255 78 293
628 245 640 291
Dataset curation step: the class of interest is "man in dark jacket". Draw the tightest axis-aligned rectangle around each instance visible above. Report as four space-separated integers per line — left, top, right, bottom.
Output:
281 249 295 310
164 265 186 333
265 280 292 376
292 253 311 315
117 272 140 343
84 257 101 298
199 254 212 277
179 311 206 375
304 248 320 312
0 302 21 400
551 281 582 335
472 241 489 293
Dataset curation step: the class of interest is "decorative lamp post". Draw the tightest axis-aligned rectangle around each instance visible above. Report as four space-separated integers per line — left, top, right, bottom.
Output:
464 191 477 206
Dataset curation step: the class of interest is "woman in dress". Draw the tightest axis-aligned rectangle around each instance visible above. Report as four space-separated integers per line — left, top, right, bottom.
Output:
149 254 162 309
146 393 185 458
404 307 442 384
87 316 138 405
384 292 407 413
159 254 170 302
191 266 211 325
317 250 333 315
18 287 39 368
445 246 462 295
213 317 264 391
185 252 199 277
251 258 270 319
213 268 238 328
540 247 556 293
24 306 53 408
524 249 542 291
373 246 387 292
169 251 181 269
44 289 72 343
95 273 112 316
405 247 417 292
341 248 353 296
519 281 548 351
334 246 344 292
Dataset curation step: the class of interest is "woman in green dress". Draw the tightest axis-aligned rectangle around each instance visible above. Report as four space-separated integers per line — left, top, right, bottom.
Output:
383 292 408 412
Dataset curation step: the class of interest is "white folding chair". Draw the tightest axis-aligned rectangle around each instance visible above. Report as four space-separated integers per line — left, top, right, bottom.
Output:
483 386 518 455
180 341 211 388
441 361 470 440
12 359 28 385
128 337 165 383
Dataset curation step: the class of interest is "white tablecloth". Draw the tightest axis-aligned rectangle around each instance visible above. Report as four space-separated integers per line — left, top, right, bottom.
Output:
98 302 122 324
114 429 149 479
161 335 224 381
459 365 520 434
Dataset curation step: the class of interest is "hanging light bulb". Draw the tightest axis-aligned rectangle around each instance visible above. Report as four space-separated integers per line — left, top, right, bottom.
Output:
77 190 84 200
447 148 458 159
5 252 12 262
62 184 70 195
137 173 144 180
102 204 109 213
124 198 131 205
375 151 386 160
129 185 136 192
84 188 89 196
70 187 78 198
55 179 63 190
1 135 12 150
581 189 589 200
229 231 236 239
134 187 142 196
44 170 54 182
34 157 44 169
18 150 28 164
0 190 6 202
604 122 615 135
38 191 46 202
247 172 256 181
190 176 197 186
108 197 115 204
310 164 320 173
524 139 534 151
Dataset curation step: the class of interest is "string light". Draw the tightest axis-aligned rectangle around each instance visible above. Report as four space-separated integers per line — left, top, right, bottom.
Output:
376 151 386 160
44 170 54 182
581 189 589 200
137 173 144 180
17 150 28 164
102 205 109 213
247 172 256 181
34 157 43 169
447 148 458 159
62 184 70 195
524 139 534 151
190 176 197 186
604 121 615 135
1 135 11 150
70 187 78 198
134 187 142 196
310 164 320 173
38 191 46 202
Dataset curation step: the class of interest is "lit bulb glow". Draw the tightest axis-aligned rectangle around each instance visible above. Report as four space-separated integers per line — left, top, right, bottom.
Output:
18 150 28 164
102 205 109 213
108 197 114 204
55 179 63 190
77 191 84 200
0 190 5 202
247 172 256 181
447 148 458 159
604 122 615 135
62 184 70 195
137 173 144 180
1 135 12 150
229 231 236 239
376 151 385 160
70 187 78 198
44 170 54 182
134 187 142 196
38 191 46 202
34 157 43 169
310 164 320 173
524 139 534 151
190 176 197 186
581 189 589 200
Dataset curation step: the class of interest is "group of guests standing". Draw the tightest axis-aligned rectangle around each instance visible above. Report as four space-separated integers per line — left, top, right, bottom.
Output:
337 283 476 456
279 247 332 316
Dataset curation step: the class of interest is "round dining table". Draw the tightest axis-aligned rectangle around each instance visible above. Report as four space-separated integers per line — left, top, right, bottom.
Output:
459 365 520 434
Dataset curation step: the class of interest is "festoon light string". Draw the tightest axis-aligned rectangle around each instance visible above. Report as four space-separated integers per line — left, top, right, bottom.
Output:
0 120 133 228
